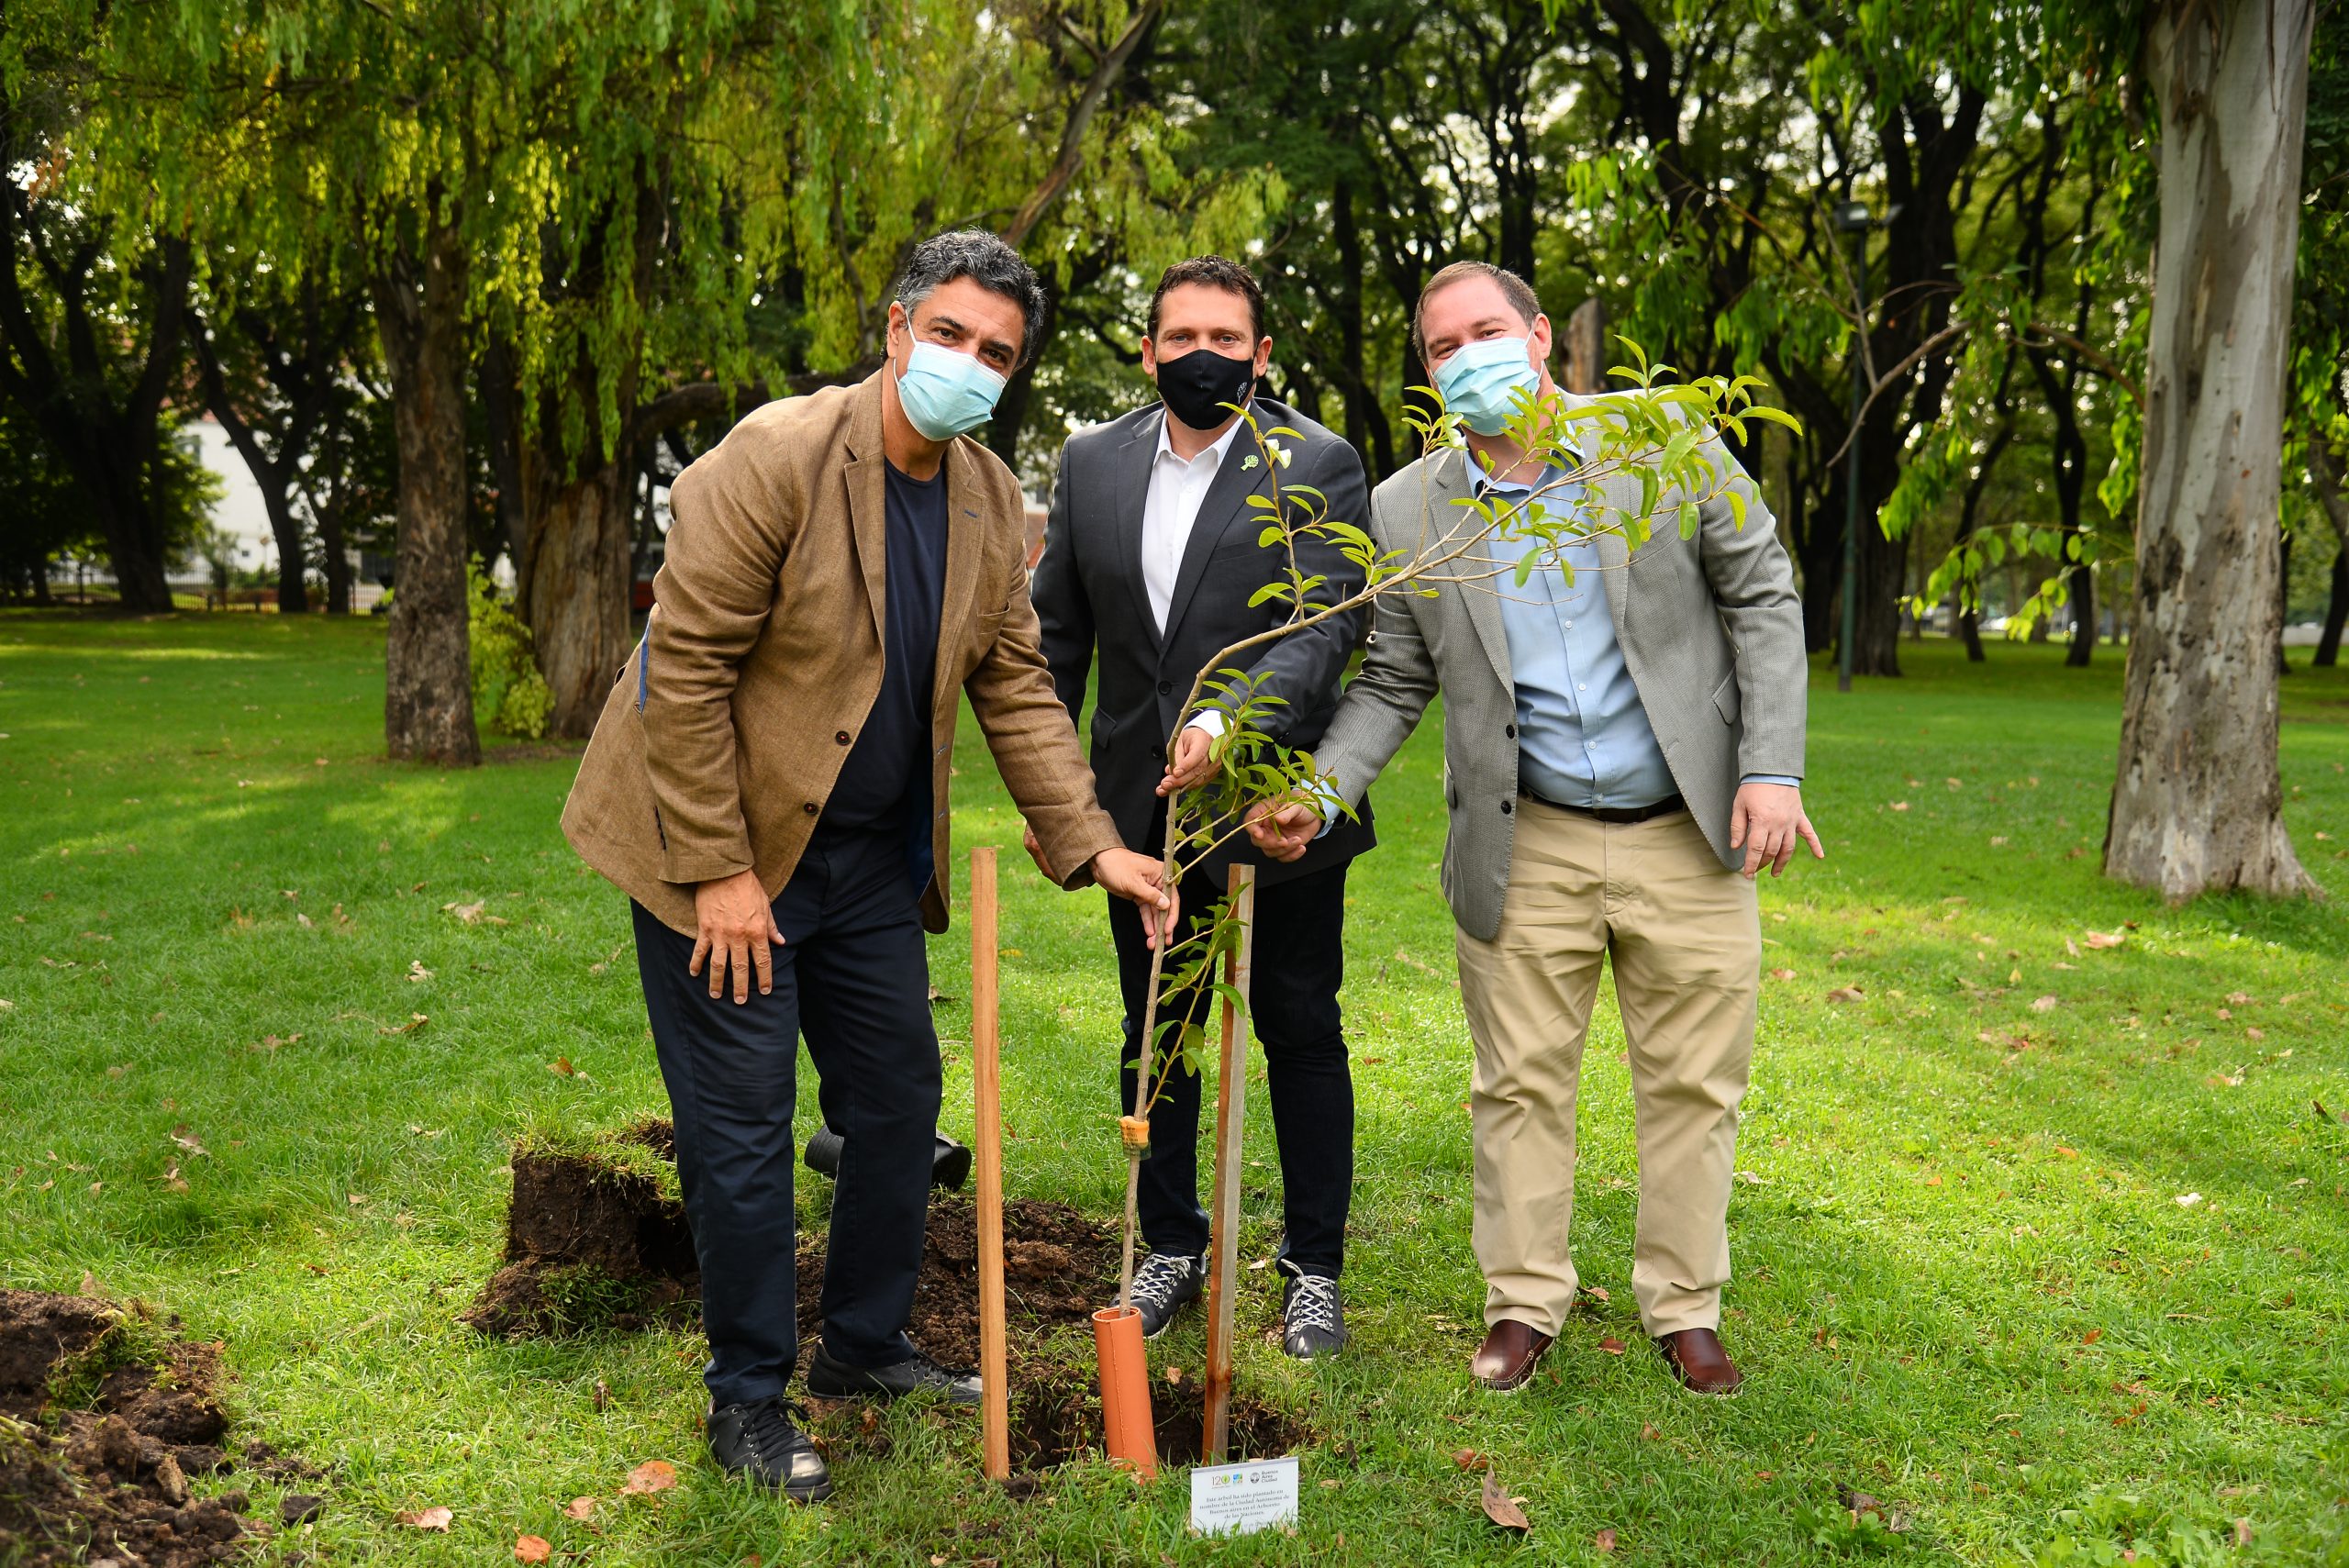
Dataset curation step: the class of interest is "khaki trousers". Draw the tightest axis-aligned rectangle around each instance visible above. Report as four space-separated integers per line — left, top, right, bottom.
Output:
1453 799 1760 1339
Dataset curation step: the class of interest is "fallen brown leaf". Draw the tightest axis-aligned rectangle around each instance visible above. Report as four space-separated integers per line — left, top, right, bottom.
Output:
1452 1448 1483 1471
1594 1527 1619 1552
1639 1422 1662 1440
396 1507 453 1531
1768 967 1797 981
2030 995 2059 1013
1825 986 1865 1004
621 1459 678 1496
515 1534 551 1563
1599 1337 1626 1355
564 1496 596 1520
170 1124 208 1156
379 1013 429 1036
2082 930 2126 950
549 1058 577 1076
1479 1472 1530 1532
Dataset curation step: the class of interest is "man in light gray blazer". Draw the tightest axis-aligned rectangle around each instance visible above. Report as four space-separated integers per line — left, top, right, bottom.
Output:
1249 261 1820 1396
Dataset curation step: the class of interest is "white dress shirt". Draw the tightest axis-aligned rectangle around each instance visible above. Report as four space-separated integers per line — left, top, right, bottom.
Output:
1140 412 1246 634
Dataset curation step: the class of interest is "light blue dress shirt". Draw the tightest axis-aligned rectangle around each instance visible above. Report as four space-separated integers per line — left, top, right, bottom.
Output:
1481 464 1798 807
1308 458 1795 839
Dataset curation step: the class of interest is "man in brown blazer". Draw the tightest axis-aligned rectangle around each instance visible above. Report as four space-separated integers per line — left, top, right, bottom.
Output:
563 230 1172 1503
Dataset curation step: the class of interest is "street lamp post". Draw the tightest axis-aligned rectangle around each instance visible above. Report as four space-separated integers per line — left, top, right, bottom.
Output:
1832 199 1873 695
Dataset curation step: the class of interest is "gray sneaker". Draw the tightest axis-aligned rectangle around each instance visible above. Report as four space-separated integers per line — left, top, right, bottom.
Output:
1280 1272 1348 1360
1130 1251 1208 1339
706 1396 830 1502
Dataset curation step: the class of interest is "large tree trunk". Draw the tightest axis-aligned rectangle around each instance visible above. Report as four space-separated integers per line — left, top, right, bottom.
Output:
2105 0 2316 899
373 217 479 765
524 450 635 738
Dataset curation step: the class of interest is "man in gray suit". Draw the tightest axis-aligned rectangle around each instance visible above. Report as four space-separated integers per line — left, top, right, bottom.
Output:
1030 257 1372 1358
1250 261 1820 1395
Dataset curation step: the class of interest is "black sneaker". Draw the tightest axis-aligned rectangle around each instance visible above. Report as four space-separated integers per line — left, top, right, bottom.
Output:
706 1396 830 1503
805 1340 982 1405
802 1127 972 1193
1280 1271 1347 1360
1129 1250 1208 1339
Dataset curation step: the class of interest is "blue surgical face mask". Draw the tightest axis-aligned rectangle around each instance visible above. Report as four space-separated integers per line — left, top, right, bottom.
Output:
1434 335 1542 436
893 328 1008 440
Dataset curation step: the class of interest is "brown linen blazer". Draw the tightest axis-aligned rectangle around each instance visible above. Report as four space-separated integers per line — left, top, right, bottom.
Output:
562 372 1123 937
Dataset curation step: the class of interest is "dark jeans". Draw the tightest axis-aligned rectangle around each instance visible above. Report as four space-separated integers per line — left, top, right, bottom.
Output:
1109 857 1354 1277
631 821 941 1410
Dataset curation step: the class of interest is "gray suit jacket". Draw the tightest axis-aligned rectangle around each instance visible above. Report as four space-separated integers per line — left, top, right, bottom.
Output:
1315 411 1807 940
1033 398 1375 892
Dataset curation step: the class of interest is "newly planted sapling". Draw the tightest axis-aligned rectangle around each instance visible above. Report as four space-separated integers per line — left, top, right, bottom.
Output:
1111 347 1801 1312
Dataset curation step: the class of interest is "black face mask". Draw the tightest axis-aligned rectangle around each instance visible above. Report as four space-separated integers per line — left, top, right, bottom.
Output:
1155 348 1256 431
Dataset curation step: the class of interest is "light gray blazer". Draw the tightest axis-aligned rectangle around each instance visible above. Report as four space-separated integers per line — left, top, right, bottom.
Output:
1314 417 1808 941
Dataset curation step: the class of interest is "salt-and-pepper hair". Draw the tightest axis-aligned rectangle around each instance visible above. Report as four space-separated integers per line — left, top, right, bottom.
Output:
889 230 1050 367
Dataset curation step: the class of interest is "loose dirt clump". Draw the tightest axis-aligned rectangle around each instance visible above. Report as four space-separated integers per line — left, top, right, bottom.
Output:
0 1288 296 1568
794 1195 1119 1370
462 1125 699 1337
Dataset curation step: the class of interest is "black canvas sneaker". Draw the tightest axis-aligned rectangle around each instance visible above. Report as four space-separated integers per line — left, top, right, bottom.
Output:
706 1396 830 1502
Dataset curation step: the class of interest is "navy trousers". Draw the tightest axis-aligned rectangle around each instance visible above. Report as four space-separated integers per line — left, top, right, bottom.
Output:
632 821 941 1410
1109 856 1355 1278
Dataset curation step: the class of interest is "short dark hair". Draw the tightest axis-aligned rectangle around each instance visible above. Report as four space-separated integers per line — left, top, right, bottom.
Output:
1412 260 1542 361
1147 256 1265 343
890 229 1050 367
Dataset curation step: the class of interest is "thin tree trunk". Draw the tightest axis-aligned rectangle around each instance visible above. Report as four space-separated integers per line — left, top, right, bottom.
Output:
317 492 353 616
373 216 479 765
2318 552 2346 668
483 331 531 608
2277 531 2293 676
2067 565 2095 666
2309 436 2349 667
2106 0 2316 899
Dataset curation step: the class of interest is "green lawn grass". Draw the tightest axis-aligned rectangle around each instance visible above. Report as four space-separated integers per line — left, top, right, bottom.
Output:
2 612 2344 1567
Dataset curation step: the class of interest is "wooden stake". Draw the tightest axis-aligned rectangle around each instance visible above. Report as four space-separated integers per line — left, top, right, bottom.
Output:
1201 862 1257 1465
969 846 1010 1481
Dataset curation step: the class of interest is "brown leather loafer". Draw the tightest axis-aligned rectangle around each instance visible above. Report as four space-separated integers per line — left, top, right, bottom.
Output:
1469 1319 1553 1393
1655 1328 1743 1395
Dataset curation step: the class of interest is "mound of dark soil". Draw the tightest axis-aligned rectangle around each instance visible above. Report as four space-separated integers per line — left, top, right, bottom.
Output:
461 1140 698 1337
465 1119 1121 1357
794 1195 1119 1370
1007 1369 1313 1472
0 1289 304 1568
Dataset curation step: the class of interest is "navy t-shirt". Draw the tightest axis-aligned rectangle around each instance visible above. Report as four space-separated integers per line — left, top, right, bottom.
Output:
822 460 949 887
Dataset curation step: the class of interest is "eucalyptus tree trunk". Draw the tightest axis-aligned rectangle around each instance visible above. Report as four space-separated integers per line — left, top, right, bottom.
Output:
373 216 480 765
2106 0 2317 898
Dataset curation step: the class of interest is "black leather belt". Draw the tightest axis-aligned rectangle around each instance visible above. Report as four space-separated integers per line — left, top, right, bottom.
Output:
1517 787 1686 825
